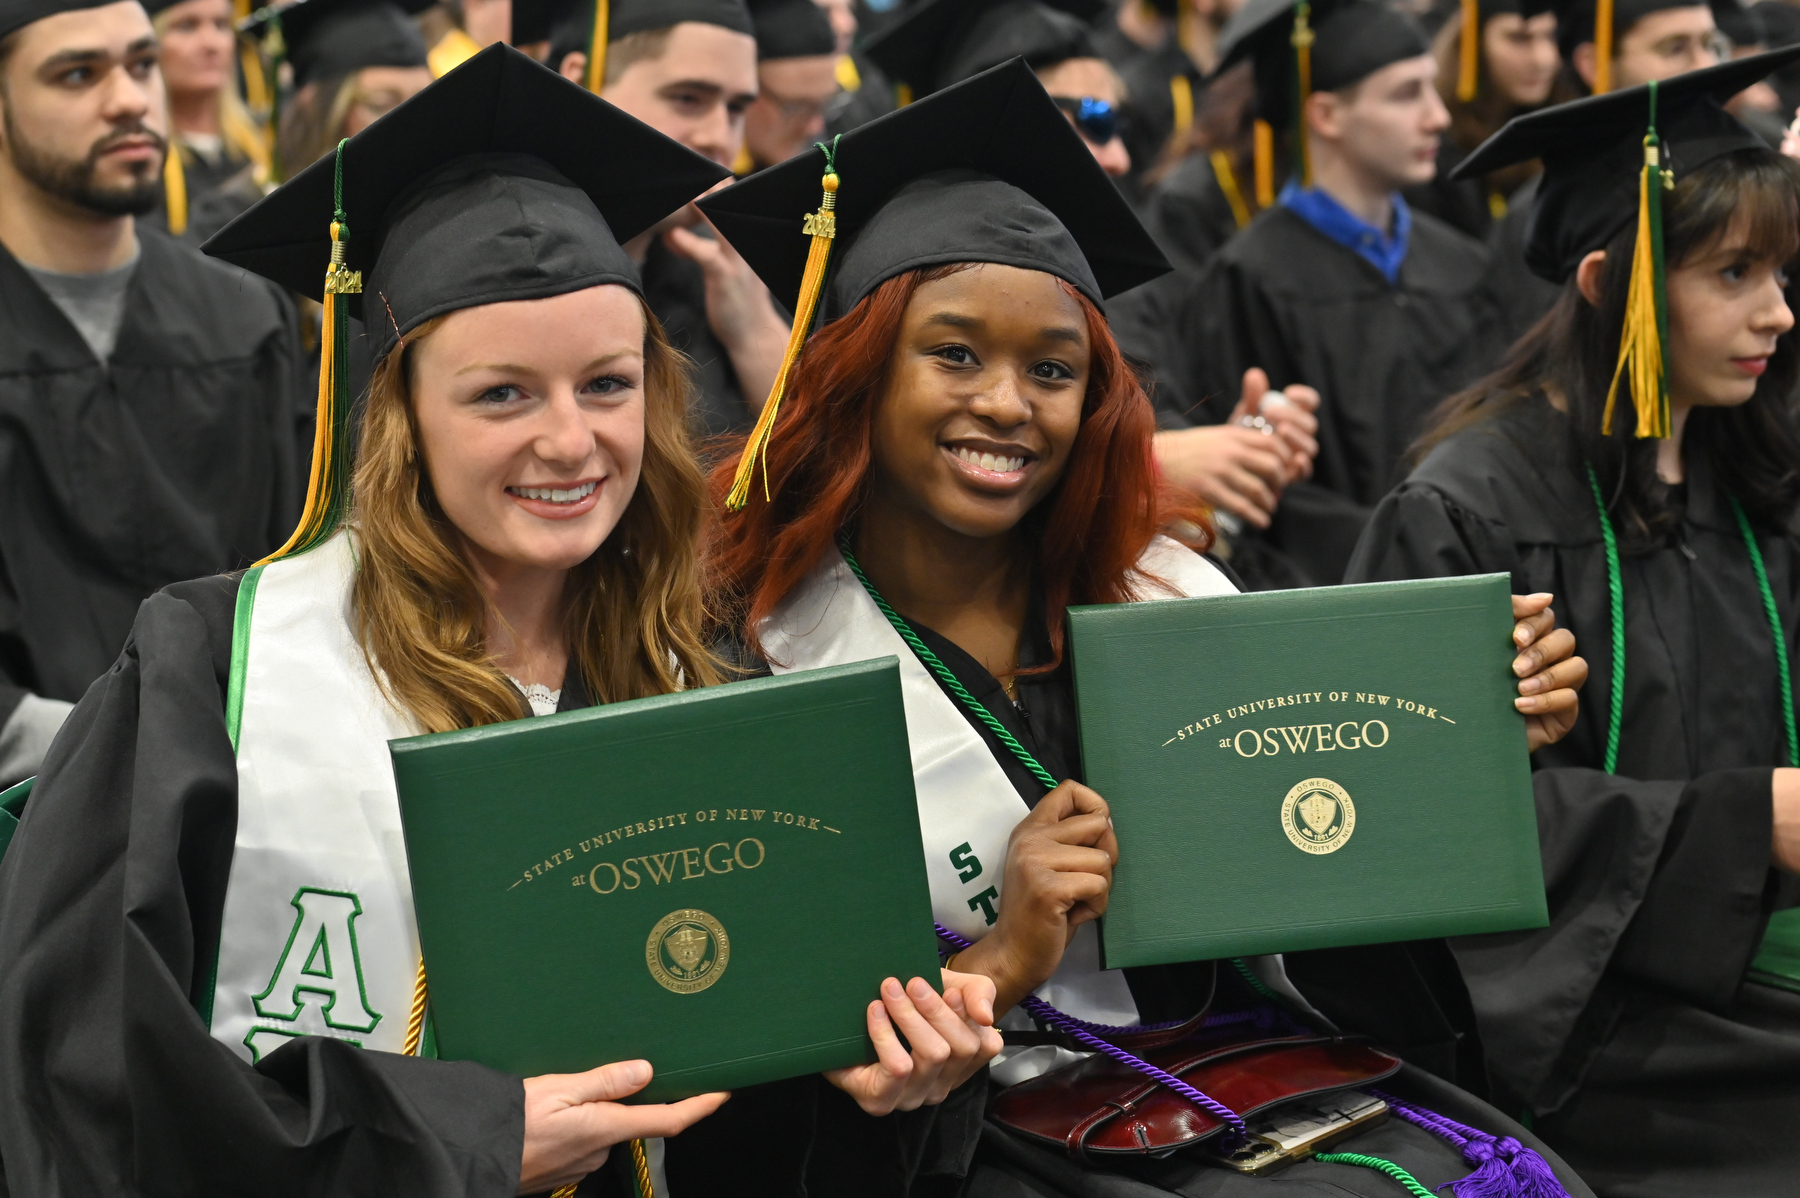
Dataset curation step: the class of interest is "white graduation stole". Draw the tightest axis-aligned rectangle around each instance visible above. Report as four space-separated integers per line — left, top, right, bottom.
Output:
760 536 1238 1036
208 533 424 1063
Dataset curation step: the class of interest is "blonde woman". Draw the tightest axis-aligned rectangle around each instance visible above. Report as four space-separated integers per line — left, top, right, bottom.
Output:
149 0 271 242
0 48 998 1196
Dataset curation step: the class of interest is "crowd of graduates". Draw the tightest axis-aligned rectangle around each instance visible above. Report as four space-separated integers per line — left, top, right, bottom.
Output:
0 0 1798 1194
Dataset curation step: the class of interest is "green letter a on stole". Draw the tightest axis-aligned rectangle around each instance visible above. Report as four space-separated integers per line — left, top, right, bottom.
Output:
246 888 382 1060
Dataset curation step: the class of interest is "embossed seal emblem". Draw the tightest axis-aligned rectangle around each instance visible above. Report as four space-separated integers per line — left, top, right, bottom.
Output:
1281 778 1356 855
646 909 730 994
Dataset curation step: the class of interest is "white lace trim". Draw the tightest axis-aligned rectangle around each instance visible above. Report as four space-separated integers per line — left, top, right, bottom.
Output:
507 676 562 717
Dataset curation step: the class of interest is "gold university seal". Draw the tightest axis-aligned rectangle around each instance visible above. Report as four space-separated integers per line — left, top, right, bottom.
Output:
1280 778 1356 855
646 909 730 995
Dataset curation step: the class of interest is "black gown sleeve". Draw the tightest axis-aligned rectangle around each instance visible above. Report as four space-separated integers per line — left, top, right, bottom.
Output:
1347 477 1783 1111
0 579 524 1196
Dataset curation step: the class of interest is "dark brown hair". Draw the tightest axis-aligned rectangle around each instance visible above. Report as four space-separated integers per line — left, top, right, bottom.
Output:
1415 147 1800 552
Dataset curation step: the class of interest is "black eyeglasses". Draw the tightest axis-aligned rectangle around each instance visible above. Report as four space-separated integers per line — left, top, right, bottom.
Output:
1051 95 1119 146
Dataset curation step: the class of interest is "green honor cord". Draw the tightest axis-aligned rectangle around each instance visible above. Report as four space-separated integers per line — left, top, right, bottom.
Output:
837 535 1282 1004
1587 465 1797 772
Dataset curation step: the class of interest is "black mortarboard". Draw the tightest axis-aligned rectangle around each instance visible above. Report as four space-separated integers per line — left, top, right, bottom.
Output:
1454 44 1799 278
750 0 835 60
245 0 433 89
1449 0 1558 103
697 58 1169 508
0 0 116 40
863 0 1105 97
511 0 568 45
202 45 729 557
1455 46 1800 438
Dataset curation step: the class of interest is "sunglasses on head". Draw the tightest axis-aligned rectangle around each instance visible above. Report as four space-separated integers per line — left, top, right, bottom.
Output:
1051 95 1119 146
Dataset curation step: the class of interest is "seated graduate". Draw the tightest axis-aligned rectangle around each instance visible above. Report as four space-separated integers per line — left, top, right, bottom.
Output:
1346 50 1800 1196
1112 0 1509 589
0 46 995 1196
683 59 1592 1197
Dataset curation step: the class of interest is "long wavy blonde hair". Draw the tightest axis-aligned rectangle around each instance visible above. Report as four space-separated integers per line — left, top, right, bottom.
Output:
349 296 720 733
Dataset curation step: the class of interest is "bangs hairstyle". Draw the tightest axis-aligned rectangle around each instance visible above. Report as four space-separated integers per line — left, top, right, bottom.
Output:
351 297 721 734
706 263 1210 671
1417 147 1800 552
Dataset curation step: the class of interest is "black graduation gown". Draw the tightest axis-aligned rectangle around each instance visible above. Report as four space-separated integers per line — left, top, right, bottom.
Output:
1345 395 1800 1196
1480 177 1561 348
1402 140 1494 242
1112 206 1506 587
0 229 300 733
639 235 756 441
0 574 527 1196
1142 152 1247 277
672 599 1592 1196
145 146 264 248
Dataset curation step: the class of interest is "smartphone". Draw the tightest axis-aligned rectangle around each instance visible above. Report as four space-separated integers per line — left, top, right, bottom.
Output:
1205 1090 1389 1175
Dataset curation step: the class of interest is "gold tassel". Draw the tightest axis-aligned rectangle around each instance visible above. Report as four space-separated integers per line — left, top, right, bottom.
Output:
1292 1 1315 188
1594 0 1614 93
584 0 610 93
1457 0 1480 102
1168 72 1194 153
732 142 754 176
1602 136 1671 439
427 26 482 78
1253 119 1275 209
1212 150 1252 229
895 81 913 106
163 143 188 236
835 53 861 92
631 1139 654 1198
726 163 839 511
404 958 428 1055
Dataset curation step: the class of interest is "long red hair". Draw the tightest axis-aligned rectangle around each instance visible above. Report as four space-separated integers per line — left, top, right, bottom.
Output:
706 264 1210 667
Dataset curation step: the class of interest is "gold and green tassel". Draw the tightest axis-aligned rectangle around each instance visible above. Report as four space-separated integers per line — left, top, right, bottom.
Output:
1602 79 1673 440
258 138 361 564
583 0 610 93
726 137 842 511
1291 0 1315 188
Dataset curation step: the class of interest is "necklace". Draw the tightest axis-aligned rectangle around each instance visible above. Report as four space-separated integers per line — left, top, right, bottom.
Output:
1586 464 1797 772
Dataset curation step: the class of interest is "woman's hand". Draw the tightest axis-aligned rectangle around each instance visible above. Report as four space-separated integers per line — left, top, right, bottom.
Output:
824 970 1004 1115
1511 593 1586 752
944 781 1118 1013
518 1061 727 1194
1236 368 1320 484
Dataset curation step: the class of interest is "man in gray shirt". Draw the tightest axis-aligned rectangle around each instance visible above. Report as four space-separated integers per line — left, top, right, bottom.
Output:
0 0 301 786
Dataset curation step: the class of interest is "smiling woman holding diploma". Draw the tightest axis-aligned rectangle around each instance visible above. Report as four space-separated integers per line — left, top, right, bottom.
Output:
691 60 1590 1197
0 46 997 1197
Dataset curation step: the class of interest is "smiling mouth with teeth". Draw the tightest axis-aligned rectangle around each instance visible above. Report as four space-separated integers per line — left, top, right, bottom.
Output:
507 481 598 504
952 447 1028 473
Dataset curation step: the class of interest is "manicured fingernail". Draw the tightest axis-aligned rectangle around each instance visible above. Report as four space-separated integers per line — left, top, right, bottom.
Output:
1520 675 1544 694
1515 696 1535 711
1515 627 1532 646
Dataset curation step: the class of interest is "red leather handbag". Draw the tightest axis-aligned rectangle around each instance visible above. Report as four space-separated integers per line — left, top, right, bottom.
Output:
991 1021 1402 1160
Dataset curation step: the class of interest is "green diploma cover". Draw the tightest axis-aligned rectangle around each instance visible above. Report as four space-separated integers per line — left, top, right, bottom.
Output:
390 658 940 1101
1069 574 1548 969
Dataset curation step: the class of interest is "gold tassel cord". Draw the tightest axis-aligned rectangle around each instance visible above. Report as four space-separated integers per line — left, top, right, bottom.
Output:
1457 0 1480 102
163 143 188 236
404 958 428 1056
258 143 361 565
1168 72 1194 155
1212 150 1253 229
1594 0 1614 93
1603 88 1671 440
584 0 610 93
726 154 840 511
1253 119 1275 209
632 1139 654 1198
1292 1 1315 188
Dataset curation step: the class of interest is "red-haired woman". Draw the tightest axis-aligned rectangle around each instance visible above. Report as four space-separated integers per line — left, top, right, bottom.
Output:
671 64 1593 1196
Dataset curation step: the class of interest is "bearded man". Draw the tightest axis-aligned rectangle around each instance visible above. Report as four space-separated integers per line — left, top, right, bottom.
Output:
0 0 299 787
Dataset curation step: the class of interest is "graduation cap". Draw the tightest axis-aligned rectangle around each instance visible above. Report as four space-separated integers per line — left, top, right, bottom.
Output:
1548 0 1726 93
863 0 1105 99
0 0 145 39
1215 0 1430 204
562 0 753 92
510 0 565 46
1455 45 1800 437
749 0 835 60
697 57 1170 509
240 0 433 89
203 44 730 561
